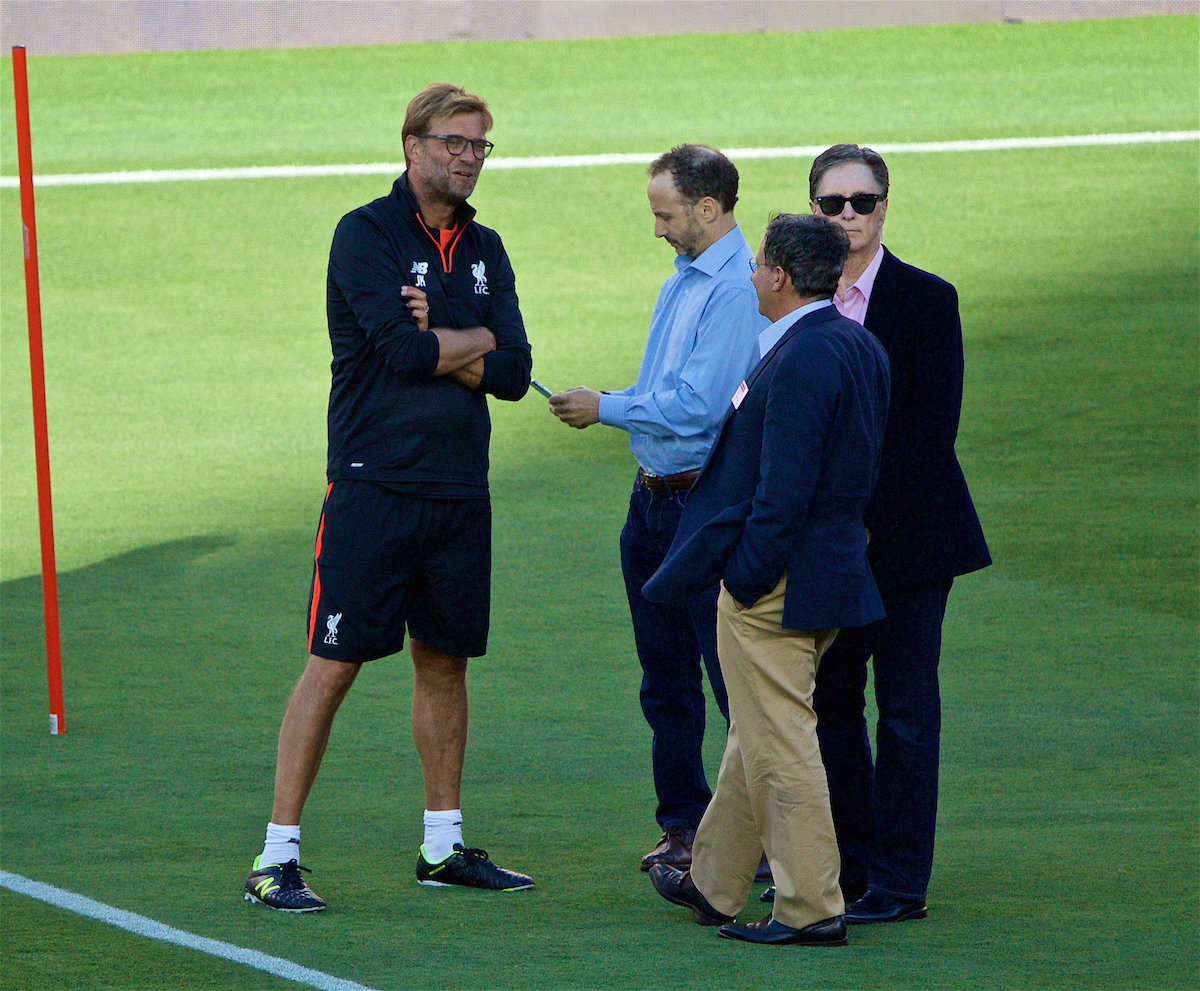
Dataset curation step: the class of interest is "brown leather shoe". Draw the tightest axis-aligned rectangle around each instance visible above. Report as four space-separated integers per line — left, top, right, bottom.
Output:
640 826 696 871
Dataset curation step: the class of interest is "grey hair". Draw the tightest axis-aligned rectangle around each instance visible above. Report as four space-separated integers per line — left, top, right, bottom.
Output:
761 213 849 298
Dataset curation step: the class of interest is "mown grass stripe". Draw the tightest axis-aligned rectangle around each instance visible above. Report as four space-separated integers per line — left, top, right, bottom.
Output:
1 131 1195 188
0 872 378 991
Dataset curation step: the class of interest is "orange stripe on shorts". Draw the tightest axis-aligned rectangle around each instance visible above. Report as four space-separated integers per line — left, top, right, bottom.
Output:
307 483 334 650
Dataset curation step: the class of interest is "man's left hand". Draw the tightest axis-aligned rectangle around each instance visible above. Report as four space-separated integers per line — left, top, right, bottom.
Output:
402 285 429 332
549 387 601 429
450 359 485 390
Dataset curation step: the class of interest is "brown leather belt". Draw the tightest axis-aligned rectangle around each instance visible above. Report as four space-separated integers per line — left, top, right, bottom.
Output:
638 467 701 495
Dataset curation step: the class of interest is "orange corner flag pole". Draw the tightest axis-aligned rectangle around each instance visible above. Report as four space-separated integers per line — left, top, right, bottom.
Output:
12 45 65 736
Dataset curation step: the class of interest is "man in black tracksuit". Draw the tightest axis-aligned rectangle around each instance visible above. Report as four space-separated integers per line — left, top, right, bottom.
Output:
245 84 534 912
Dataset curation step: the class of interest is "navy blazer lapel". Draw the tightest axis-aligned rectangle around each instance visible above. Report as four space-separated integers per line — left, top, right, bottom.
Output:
863 247 905 342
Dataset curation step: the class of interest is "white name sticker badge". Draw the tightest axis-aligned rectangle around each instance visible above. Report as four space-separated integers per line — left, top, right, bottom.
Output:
731 380 749 409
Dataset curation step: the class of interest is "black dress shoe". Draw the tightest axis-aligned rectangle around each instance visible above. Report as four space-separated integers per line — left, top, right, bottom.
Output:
845 888 927 923
841 882 867 906
640 826 696 871
760 884 775 902
648 864 734 926
719 913 847 946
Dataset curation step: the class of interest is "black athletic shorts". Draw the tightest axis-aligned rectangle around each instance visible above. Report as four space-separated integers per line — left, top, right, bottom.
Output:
306 480 491 662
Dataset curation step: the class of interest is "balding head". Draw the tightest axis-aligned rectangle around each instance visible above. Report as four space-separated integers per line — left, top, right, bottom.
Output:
648 144 739 213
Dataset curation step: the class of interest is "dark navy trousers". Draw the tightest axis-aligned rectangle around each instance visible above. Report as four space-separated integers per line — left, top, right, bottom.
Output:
620 479 729 830
813 580 952 900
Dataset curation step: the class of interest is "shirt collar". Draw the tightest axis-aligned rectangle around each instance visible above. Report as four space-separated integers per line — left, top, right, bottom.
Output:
676 225 747 277
757 299 833 358
840 242 885 304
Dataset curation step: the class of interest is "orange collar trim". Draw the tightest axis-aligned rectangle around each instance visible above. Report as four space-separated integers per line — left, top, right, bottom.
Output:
416 213 467 274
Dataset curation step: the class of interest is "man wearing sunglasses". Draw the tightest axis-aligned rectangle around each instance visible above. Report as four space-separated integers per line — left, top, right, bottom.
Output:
763 144 990 924
244 83 534 912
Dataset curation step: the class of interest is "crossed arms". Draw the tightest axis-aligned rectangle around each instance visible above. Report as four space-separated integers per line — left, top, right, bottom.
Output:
400 285 492 389
329 211 531 399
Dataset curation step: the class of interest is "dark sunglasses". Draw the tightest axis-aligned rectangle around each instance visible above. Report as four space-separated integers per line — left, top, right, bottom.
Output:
418 133 495 160
815 193 882 216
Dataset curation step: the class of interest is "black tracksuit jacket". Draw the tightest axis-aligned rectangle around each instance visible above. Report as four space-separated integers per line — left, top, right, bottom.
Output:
324 173 532 498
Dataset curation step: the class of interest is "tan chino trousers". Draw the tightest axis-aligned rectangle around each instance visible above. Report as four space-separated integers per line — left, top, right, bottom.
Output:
690 574 844 929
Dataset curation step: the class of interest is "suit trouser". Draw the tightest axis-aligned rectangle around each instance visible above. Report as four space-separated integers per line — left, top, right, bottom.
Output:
690 575 843 930
813 580 952 900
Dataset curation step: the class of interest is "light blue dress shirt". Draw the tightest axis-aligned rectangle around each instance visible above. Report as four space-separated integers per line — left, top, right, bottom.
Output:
597 225 768 476
757 299 834 358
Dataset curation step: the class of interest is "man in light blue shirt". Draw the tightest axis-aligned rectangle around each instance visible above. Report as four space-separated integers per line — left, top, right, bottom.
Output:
550 145 767 872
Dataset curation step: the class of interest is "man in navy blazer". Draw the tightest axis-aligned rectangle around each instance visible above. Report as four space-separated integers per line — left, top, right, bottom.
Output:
803 145 992 924
643 214 890 945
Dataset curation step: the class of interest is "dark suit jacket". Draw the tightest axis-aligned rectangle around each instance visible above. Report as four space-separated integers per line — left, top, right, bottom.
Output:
862 248 991 593
643 305 891 631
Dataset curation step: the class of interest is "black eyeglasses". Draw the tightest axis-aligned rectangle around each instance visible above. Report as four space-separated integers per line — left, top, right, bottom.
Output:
815 193 882 216
418 134 495 160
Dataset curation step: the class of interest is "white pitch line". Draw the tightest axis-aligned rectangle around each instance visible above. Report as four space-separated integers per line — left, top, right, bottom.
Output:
0 130 1195 189
0 871 378 991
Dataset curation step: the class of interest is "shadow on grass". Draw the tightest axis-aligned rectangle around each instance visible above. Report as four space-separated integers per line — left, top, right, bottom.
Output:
0 533 1197 989
3 531 234 609
0 532 315 737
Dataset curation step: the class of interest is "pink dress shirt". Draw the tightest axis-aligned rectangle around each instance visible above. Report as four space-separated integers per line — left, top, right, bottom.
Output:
833 244 885 325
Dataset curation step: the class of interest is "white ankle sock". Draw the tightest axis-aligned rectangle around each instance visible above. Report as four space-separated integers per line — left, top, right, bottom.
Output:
422 809 463 864
259 822 301 867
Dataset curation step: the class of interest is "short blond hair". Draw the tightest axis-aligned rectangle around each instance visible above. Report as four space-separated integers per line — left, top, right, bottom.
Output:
402 83 493 164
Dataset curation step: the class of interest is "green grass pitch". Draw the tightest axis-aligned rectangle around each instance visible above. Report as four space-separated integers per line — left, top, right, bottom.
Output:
1 15 1197 990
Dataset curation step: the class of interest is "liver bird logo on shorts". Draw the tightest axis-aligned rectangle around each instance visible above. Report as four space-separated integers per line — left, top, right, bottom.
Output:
324 613 342 645
471 261 489 295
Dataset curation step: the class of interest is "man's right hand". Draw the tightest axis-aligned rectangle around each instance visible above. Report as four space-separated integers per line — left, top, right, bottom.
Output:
549 387 602 429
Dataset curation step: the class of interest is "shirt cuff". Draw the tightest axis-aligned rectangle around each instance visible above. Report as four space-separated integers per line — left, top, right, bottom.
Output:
597 392 630 429
477 349 501 395
413 329 442 378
